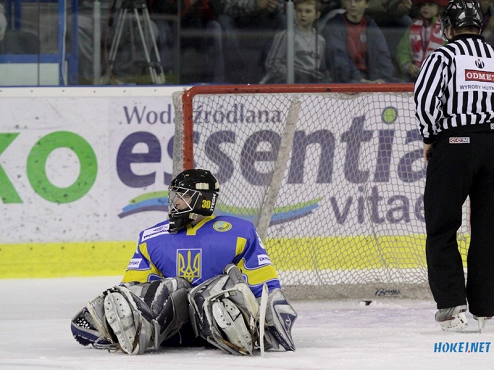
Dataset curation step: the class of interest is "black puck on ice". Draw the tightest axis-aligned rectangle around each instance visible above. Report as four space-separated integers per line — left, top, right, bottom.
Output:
358 300 373 306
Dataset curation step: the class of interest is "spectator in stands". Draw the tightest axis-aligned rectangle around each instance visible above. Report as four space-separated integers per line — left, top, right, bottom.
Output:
322 0 397 83
365 0 413 56
320 0 343 15
481 0 494 27
366 0 413 28
480 0 494 45
0 1 6 42
396 0 446 81
210 0 286 83
149 0 226 83
263 0 330 83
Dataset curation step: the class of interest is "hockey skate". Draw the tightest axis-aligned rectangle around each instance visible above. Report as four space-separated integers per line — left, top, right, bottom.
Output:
473 316 492 332
435 305 468 332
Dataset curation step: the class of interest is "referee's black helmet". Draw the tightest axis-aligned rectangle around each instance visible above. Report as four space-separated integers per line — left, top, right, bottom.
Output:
441 0 483 38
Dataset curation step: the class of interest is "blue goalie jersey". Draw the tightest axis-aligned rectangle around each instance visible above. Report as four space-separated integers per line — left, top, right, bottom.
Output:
122 215 281 297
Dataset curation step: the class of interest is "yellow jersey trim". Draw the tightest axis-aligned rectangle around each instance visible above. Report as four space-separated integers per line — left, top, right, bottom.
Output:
235 237 247 257
237 258 279 286
186 215 216 236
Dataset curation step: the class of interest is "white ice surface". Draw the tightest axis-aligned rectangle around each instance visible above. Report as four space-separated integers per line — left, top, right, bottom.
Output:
1 276 494 370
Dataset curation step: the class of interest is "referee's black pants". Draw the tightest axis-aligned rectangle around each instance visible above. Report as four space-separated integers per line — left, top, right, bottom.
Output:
424 132 494 316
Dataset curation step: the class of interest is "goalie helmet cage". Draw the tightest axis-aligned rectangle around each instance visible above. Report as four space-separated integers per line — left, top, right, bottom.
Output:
172 84 471 300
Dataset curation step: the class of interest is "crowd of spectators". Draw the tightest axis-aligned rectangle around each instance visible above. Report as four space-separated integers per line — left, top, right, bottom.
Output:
128 0 494 84
2 0 494 85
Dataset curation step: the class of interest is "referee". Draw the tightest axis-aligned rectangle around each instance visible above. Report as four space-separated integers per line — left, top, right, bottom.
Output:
415 0 494 332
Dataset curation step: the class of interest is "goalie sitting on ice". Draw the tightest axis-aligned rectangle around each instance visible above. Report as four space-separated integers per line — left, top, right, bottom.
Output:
71 169 297 355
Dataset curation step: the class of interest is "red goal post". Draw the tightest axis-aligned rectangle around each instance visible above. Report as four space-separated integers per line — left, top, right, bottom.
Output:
172 84 470 300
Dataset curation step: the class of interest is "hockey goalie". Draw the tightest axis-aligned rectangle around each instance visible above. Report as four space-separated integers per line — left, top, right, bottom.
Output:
71 169 297 355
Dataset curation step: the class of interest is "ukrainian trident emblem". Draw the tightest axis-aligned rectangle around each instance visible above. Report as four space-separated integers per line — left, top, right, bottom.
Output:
177 249 201 283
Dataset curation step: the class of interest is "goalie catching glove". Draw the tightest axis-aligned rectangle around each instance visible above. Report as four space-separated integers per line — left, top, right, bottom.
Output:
262 288 297 351
71 277 191 355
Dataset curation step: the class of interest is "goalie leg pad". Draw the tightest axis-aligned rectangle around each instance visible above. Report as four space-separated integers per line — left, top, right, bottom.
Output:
188 264 259 355
153 286 191 347
107 278 192 354
104 288 154 355
77 277 192 355
85 293 115 342
212 298 253 353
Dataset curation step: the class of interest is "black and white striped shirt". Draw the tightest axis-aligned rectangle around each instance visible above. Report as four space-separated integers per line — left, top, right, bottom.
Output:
414 34 494 144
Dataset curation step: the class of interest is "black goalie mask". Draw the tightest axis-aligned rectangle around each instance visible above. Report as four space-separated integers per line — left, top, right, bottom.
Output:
441 0 483 41
168 169 219 233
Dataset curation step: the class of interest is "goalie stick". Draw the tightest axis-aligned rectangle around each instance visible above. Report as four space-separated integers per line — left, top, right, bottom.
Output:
259 283 269 356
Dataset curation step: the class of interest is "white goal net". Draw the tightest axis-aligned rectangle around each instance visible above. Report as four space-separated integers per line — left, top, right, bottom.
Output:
172 84 470 300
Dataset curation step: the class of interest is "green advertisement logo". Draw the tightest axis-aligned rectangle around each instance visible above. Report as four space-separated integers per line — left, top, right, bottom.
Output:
1 131 97 203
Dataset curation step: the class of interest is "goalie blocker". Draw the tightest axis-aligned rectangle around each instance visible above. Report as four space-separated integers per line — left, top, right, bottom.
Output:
71 265 297 355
